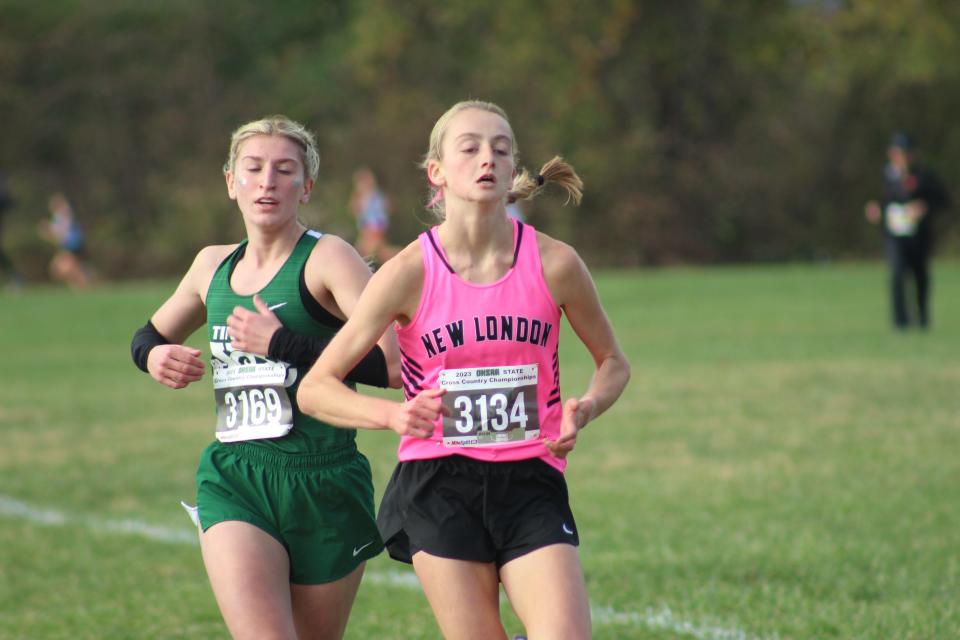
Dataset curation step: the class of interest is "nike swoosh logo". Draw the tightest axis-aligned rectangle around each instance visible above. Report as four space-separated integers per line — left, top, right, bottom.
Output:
562 524 575 535
353 541 374 556
267 302 287 311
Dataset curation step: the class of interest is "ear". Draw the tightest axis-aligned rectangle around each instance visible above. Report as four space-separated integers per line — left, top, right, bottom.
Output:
426 159 445 188
300 177 314 204
225 171 238 200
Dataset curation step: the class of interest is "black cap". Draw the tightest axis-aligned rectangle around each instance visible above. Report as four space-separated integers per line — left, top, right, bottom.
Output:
889 130 914 150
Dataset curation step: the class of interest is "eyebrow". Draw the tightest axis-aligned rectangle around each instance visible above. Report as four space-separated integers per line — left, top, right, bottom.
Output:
454 133 512 144
240 155 300 164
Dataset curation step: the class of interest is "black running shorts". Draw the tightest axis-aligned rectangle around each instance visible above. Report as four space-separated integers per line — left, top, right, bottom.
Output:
377 455 579 568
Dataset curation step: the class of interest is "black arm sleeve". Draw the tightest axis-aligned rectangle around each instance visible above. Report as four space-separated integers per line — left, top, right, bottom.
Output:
268 327 389 388
131 320 171 373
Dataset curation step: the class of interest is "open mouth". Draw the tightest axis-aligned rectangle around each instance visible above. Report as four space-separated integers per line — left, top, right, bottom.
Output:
255 197 279 206
477 174 496 184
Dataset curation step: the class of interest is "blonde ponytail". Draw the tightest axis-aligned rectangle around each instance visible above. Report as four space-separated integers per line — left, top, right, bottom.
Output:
508 156 583 206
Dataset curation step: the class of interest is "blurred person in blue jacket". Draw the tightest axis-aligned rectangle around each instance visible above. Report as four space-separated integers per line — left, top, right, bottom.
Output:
39 192 91 289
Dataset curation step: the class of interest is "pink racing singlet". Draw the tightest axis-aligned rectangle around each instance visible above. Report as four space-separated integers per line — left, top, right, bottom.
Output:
396 219 566 472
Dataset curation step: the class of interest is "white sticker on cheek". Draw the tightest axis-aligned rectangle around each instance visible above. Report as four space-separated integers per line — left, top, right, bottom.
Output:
237 175 249 187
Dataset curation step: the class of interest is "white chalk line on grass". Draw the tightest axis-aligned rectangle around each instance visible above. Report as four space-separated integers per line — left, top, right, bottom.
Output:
0 494 198 544
0 494 770 640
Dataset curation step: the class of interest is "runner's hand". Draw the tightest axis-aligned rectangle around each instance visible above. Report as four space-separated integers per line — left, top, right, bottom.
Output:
147 344 205 389
545 397 595 459
387 388 446 439
227 294 282 356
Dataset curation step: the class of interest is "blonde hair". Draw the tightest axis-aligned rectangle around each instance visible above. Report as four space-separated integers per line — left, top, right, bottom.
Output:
223 115 320 181
421 101 583 218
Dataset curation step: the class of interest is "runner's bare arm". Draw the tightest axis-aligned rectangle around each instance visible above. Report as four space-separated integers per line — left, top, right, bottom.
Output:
309 235 401 388
297 243 440 438
539 235 630 456
145 245 233 389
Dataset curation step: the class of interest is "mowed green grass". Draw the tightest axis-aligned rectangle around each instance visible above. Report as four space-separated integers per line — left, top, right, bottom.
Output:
1 261 958 639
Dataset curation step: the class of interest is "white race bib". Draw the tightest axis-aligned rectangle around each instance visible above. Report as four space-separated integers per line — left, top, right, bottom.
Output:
886 203 917 237
213 360 294 442
438 364 540 447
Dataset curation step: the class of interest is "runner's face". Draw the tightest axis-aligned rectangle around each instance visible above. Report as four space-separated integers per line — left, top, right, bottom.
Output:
431 108 515 210
227 135 313 227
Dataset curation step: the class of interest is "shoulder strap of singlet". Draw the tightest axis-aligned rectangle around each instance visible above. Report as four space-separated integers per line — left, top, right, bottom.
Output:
512 221 525 268
296 229 345 328
425 227 454 273
222 240 248 273
206 240 247 300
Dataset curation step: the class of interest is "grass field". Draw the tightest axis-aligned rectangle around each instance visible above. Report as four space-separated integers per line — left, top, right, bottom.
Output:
1 261 958 639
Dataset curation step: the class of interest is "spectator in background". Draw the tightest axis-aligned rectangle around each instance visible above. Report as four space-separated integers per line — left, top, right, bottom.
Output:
0 171 24 290
39 192 91 289
864 132 950 330
350 166 397 267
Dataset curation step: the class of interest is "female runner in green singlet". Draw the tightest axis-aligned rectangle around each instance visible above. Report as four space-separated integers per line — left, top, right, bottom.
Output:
135 116 399 639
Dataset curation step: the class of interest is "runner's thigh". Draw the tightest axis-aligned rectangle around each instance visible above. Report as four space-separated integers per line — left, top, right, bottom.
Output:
499 543 591 640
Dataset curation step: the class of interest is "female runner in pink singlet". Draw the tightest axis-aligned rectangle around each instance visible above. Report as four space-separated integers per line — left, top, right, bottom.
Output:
298 100 630 640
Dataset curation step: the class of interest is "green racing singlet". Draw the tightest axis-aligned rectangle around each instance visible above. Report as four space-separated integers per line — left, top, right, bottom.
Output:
205 230 356 454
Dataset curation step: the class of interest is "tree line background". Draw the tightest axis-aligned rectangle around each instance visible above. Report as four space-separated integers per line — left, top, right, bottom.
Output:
1 0 958 280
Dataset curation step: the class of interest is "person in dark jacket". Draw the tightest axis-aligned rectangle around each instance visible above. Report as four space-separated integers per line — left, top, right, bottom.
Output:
864 132 950 329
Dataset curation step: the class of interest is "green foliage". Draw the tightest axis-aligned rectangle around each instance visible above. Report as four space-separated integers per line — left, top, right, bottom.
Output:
0 0 958 279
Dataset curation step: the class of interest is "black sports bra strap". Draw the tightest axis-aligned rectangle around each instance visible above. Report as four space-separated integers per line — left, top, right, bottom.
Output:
426 228 455 273
512 221 524 268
